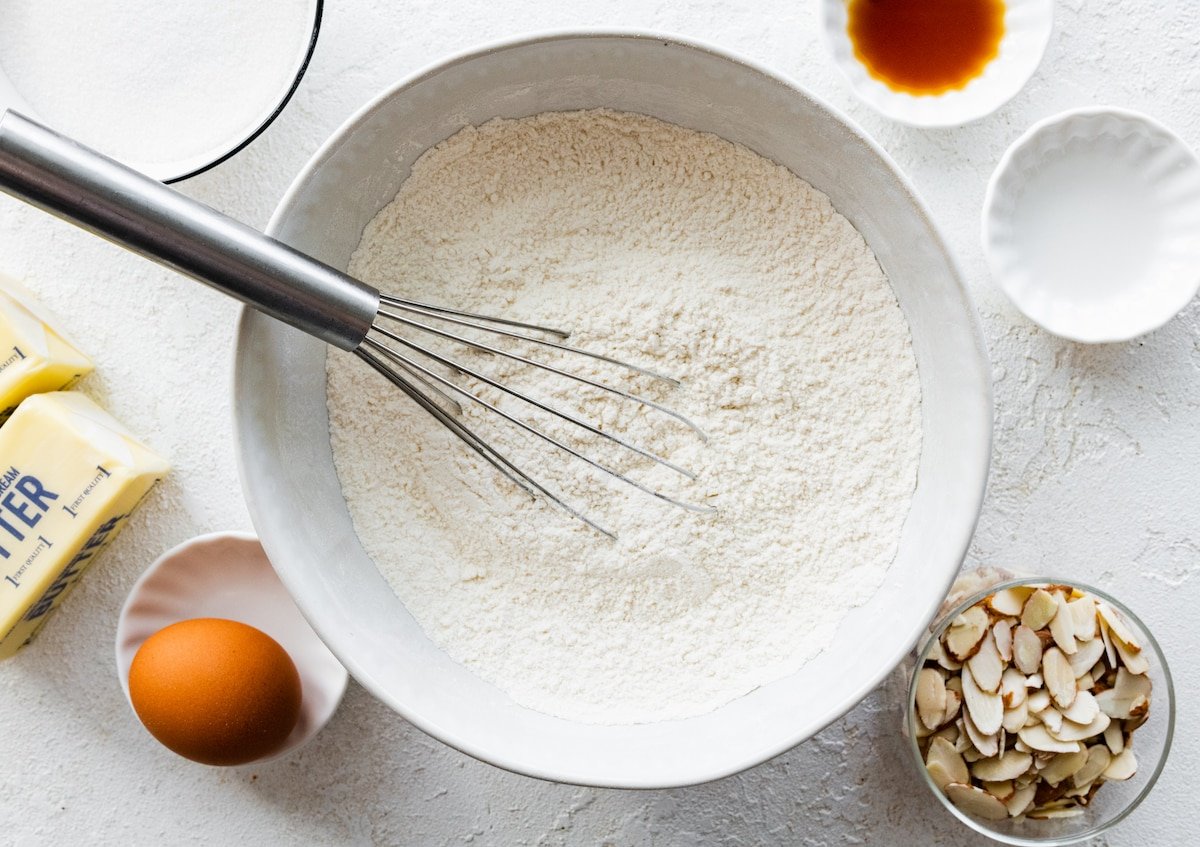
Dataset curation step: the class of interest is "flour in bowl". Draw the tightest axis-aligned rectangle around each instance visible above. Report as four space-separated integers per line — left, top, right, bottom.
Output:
327 110 922 724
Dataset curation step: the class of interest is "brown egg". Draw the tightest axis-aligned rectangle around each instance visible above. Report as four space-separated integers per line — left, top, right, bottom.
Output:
128 617 302 766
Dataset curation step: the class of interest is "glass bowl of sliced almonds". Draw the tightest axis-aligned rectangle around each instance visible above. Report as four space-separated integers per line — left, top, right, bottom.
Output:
904 576 1174 844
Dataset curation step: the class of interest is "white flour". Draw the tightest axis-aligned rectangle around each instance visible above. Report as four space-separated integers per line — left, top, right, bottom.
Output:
327 110 922 724
0 0 313 167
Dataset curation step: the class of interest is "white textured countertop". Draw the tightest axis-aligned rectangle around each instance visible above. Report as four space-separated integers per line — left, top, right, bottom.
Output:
1 1 1196 844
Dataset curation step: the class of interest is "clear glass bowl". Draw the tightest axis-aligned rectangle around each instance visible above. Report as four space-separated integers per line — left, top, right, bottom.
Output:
901 575 1174 845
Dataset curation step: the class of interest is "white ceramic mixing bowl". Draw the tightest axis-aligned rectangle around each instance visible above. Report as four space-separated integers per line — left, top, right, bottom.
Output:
233 30 992 788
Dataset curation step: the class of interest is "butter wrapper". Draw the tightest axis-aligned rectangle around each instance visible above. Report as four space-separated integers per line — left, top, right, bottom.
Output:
0 391 168 660
0 274 94 422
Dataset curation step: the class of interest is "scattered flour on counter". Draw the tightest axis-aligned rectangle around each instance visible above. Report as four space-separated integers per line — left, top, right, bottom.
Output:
327 110 922 724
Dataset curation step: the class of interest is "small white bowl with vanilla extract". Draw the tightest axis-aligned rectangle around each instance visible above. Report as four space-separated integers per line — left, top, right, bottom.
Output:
820 0 1054 127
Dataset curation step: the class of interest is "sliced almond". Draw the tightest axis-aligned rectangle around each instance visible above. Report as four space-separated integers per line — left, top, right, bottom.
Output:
1095 668 1152 719
1064 782 1091 799
961 664 1004 736
1128 694 1150 719
926 736 969 788
1043 647 1077 709
967 631 1004 693
963 707 1000 758
1013 625 1043 675
1025 673 1043 689
953 719 972 753
988 586 1033 617
1039 707 1063 734
1068 638 1106 678
916 668 948 730
1002 700 1029 733
1117 668 1152 698
963 746 986 763
1068 597 1097 642
1005 783 1037 817
941 689 962 727
1103 748 1137 781
1061 690 1099 725
1021 589 1059 631
926 760 955 791
1113 633 1150 674
931 638 963 672
1072 745 1112 788
1000 668 1027 709
1103 720 1124 755
1099 617 1118 668
1018 725 1082 754
1097 602 1140 651
1039 749 1088 786
1048 591 1077 654
982 780 1015 802
932 723 959 745
1077 672 1095 692
971 750 1033 782
1027 806 1085 820
945 783 1009 821
1048 711 1109 742
993 619 1014 663
1027 688 1051 714
945 606 990 662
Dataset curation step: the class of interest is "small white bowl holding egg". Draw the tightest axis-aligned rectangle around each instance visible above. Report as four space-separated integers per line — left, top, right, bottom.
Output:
115 532 347 766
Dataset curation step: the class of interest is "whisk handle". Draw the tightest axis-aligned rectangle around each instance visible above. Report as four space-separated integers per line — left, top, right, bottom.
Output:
0 110 379 351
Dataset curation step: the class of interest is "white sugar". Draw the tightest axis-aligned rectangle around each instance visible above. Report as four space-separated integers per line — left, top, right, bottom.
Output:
0 0 312 169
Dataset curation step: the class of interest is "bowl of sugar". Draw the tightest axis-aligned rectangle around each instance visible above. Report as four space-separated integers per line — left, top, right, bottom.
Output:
233 30 993 788
0 0 321 182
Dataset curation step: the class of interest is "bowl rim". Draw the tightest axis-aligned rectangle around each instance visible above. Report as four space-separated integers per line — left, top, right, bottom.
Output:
166 0 323 183
981 105 1200 343
0 0 324 184
234 27 993 787
817 0 1055 128
905 577 1175 844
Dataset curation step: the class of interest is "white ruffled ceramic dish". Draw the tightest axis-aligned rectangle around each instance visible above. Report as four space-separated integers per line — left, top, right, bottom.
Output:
115 531 348 764
820 0 1053 127
983 107 1200 343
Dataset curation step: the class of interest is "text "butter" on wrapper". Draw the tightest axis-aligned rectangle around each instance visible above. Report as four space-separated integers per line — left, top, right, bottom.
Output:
0 391 168 659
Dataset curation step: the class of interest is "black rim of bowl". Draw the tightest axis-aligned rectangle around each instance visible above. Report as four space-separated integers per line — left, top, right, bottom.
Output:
166 0 324 184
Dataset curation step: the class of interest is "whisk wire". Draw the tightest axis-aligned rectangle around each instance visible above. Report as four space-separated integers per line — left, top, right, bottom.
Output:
365 327 695 480
356 346 617 539
364 336 717 515
379 293 571 339
379 296 678 386
374 307 706 439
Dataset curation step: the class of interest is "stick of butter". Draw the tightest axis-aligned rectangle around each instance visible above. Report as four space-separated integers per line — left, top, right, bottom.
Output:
0 274 94 422
0 391 168 660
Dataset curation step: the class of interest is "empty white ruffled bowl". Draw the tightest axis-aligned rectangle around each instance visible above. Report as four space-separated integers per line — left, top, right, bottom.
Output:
984 107 1200 343
820 0 1053 127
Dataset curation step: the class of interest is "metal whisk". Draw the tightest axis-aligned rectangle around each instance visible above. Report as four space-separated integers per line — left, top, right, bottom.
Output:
0 111 712 537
